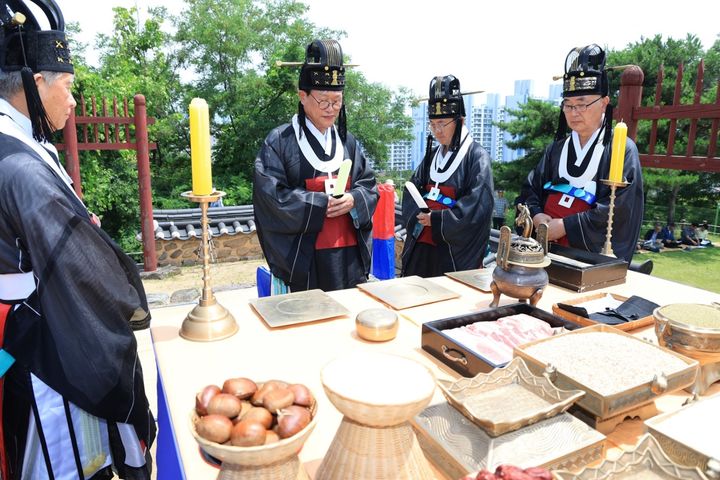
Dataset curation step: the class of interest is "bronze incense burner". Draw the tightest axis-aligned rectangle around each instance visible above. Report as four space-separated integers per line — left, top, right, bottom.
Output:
490 205 550 307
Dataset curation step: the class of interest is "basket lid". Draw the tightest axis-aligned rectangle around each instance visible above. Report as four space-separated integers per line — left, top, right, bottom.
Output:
655 303 720 331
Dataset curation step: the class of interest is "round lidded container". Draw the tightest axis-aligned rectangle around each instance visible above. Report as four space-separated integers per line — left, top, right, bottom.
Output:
355 308 398 342
654 303 720 353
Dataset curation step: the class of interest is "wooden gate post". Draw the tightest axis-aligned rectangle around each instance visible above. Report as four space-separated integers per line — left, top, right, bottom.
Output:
62 109 83 197
616 65 644 140
134 95 157 271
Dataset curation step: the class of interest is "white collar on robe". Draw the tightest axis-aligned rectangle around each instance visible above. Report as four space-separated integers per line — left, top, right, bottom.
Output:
558 125 605 194
430 124 472 184
0 99 78 196
291 114 344 173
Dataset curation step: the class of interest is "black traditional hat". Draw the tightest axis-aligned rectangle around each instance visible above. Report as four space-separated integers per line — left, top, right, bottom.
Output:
428 75 465 119
562 44 608 98
556 44 613 145
298 39 345 92
0 0 73 141
297 39 347 141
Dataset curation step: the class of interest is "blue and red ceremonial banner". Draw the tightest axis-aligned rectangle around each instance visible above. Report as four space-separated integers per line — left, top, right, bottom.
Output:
372 183 396 280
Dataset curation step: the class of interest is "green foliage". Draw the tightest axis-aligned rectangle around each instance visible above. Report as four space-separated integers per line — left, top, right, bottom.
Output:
493 98 559 193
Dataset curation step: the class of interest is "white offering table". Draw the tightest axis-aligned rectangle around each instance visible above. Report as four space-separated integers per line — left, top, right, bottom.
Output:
151 271 720 479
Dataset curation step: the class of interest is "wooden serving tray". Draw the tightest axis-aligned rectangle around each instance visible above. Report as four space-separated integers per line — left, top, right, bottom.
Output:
551 292 655 332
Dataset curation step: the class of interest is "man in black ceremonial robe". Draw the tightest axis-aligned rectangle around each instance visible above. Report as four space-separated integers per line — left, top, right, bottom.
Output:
0 1 155 478
253 39 378 292
401 75 494 277
515 44 643 263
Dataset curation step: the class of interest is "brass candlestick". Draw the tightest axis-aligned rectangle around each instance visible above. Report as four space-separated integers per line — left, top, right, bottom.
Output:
600 179 629 257
179 190 238 341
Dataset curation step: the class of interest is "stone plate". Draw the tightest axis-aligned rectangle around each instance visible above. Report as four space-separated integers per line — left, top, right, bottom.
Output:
445 269 493 293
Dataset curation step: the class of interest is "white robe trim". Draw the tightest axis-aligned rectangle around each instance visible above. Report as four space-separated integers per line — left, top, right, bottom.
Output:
291 114 345 173
430 125 472 184
0 271 35 301
558 127 605 196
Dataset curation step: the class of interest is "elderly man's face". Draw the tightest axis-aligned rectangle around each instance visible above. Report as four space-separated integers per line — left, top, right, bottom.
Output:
36 72 76 131
429 117 458 147
562 94 608 139
299 89 343 133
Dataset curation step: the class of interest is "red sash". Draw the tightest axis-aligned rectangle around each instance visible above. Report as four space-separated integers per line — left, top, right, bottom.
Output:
0 302 10 480
543 192 592 246
418 185 456 245
305 176 357 250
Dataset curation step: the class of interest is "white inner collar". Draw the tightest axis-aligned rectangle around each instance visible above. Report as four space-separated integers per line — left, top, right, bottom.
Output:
305 118 333 156
291 114 345 173
571 127 601 167
430 124 472 184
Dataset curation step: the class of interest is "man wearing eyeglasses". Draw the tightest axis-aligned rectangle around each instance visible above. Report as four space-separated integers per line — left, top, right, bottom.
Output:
516 44 643 262
253 39 378 292
401 75 494 277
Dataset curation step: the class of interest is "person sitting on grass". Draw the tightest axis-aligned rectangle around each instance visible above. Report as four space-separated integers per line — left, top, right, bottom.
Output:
660 222 681 248
697 222 713 247
681 222 699 247
642 222 664 253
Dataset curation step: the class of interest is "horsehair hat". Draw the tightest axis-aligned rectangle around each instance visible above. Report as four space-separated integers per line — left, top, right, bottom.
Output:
298 39 345 91
0 0 73 141
556 43 613 145
428 74 465 119
562 44 608 98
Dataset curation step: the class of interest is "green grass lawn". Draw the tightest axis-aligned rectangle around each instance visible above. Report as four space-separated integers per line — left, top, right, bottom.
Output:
634 234 720 294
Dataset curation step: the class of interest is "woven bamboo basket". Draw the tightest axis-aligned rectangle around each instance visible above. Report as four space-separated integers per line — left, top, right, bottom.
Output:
316 352 436 479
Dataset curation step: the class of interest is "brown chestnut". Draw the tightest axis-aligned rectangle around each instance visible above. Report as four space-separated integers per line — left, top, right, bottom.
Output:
263 387 295 413
276 405 311 439
196 414 233 444
195 385 221 416
230 419 266 447
207 393 242 418
242 406 273 429
222 377 258 400
250 382 280 406
288 383 314 408
264 430 280 445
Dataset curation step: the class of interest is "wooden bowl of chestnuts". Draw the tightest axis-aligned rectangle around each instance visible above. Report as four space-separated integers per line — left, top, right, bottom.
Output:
190 377 317 479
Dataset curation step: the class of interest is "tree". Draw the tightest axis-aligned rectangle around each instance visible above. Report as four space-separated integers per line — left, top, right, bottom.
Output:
493 98 559 194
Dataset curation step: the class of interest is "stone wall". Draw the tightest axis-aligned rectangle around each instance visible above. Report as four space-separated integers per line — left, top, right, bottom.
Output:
156 232 264 267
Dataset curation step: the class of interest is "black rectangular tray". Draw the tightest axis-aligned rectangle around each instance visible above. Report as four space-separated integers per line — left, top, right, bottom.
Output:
545 244 628 292
421 303 581 378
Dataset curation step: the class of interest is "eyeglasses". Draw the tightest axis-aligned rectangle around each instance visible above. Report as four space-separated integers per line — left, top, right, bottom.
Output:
309 93 343 110
561 96 603 113
429 118 455 133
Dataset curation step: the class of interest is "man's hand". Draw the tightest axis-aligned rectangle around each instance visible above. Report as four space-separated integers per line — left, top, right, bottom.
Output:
546 218 566 241
532 213 552 230
326 193 354 218
417 212 432 227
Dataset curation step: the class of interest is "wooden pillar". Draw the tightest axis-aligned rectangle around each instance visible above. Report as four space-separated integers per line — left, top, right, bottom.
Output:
134 94 157 272
616 65 644 140
62 109 83 197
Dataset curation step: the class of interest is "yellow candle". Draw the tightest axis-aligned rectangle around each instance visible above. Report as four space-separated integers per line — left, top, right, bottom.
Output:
189 98 212 195
608 121 627 183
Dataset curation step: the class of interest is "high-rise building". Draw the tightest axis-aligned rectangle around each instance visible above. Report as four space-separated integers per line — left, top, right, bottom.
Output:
503 79 534 162
385 140 413 171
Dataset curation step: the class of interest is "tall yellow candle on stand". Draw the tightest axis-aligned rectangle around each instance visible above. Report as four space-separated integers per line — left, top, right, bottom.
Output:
608 121 627 183
189 98 213 195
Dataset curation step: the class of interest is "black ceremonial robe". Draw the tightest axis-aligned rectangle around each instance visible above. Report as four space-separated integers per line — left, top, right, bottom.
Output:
253 123 378 292
516 132 644 262
401 141 494 277
0 134 155 478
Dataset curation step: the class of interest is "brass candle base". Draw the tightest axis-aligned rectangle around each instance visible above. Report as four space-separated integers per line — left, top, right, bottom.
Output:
600 179 629 258
179 190 238 342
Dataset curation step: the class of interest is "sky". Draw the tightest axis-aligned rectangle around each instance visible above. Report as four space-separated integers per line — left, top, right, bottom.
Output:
59 0 718 102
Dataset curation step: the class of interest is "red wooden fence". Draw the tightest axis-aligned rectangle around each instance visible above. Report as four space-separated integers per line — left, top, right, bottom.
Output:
617 60 720 172
55 94 158 271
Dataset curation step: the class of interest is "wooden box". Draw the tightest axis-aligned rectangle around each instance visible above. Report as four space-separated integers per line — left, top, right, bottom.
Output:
551 292 655 332
421 303 581 378
545 244 628 292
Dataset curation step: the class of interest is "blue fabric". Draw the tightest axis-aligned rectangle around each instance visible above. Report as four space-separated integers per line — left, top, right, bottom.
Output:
0 348 14 378
543 181 596 205
156 365 185 480
423 191 456 207
372 238 396 280
256 266 271 297
271 274 290 295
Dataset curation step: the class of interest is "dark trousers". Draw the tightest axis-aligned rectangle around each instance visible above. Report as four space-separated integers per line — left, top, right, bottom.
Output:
492 217 505 229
